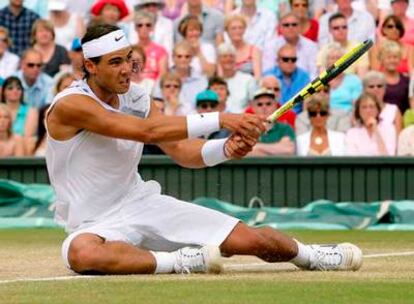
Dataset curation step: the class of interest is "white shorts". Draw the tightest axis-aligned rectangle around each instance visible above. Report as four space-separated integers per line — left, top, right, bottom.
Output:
61 181 239 269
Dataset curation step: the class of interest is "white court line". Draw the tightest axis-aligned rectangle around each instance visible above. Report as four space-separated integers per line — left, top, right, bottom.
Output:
1 251 413 284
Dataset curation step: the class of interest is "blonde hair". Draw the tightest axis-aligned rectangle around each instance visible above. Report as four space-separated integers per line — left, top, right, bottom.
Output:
31 19 55 45
0 26 12 48
224 15 247 32
378 40 402 62
0 104 12 138
323 42 346 69
173 40 194 56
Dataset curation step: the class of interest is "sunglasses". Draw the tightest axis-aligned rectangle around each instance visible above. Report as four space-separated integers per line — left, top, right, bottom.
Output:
309 110 328 117
267 87 280 92
368 84 385 89
293 3 308 7
0 37 7 43
176 54 191 59
136 23 152 28
163 84 180 89
282 22 298 28
280 56 297 63
256 101 273 107
5 85 22 90
385 24 398 29
26 62 43 68
332 25 347 30
198 102 218 109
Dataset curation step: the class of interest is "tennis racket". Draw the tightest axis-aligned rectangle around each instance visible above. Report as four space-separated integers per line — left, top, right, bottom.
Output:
267 39 374 122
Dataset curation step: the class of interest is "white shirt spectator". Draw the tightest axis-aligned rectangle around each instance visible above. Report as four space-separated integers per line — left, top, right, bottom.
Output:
52 13 83 51
230 7 276 51
397 125 414 155
378 0 414 18
225 71 257 113
296 130 346 156
0 50 19 79
190 42 216 75
263 35 319 78
128 14 174 58
318 9 376 46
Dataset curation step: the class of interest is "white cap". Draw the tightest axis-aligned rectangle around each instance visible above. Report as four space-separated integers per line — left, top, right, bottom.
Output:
48 1 68 11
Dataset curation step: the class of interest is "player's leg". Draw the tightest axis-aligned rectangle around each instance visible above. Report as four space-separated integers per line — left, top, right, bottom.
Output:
220 222 363 271
67 233 156 274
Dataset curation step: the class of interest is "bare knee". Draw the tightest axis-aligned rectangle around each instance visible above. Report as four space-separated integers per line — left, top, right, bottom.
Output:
68 234 105 274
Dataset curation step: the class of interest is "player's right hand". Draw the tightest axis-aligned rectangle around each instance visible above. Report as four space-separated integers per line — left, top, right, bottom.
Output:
219 113 266 140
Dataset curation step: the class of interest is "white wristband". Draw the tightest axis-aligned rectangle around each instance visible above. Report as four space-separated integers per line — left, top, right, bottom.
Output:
201 138 229 167
186 112 220 139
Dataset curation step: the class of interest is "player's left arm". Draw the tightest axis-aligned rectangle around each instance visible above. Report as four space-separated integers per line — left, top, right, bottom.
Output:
147 102 256 168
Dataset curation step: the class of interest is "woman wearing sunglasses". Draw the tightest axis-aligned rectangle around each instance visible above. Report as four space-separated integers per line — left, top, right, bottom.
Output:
370 15 413 75
346 93 396 156
296 95 345 156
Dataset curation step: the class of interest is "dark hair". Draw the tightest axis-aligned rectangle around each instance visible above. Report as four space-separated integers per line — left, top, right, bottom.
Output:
81 23 121 78
381 15 405 38
1 76 24 104
354 93 382 124
178 15 203 38
328 12 346 26
132 44 146 66
208 76 230 96
35 104 51 150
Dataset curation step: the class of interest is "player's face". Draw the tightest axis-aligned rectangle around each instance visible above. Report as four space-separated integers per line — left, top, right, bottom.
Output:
93 47 133 94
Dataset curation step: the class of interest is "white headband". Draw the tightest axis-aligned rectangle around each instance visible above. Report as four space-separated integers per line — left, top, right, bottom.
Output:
82 30 130 59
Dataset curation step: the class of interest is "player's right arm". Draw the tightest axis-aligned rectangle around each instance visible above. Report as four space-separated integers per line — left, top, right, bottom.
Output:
47 95 266 143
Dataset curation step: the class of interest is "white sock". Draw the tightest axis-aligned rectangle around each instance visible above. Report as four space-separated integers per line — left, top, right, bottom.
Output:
290 239 313 268
150 251 176 274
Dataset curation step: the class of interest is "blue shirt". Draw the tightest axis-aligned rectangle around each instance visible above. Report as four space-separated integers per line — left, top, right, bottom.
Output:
330 74 363 112
15 70 53 109
263 66 310 113
0 6 39 55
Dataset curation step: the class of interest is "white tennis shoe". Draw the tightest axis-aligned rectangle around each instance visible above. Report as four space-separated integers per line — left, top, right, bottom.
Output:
173 245 223 274
309 243 363 271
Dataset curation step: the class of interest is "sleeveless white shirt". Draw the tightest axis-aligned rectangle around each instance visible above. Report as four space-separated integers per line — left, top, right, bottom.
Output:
46 80 151 232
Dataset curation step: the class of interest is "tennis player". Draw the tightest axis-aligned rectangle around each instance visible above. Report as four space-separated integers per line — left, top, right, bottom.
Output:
45 24 363 275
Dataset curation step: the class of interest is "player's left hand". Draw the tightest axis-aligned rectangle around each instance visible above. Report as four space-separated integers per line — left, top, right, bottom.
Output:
224 134 258 159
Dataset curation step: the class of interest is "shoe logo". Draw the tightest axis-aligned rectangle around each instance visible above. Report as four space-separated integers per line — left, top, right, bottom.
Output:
115 35 124 42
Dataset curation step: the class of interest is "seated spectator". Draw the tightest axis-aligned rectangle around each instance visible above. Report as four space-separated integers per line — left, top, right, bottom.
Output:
230 0 276 52
0 104 24 157
178 15 216 76
295 87 352 135
47 0 85 50
159 72 186 115
265 13 318 78
195 89 230 139
379 40 410 115
346 94 397 156
162 0 186 20
90 0 129 26
31 19 71 77
15 48 54 109
216 43 256 113
207 76 229 112
322 43 362 112
289 0 318 42
371 15 414 75
67 38 85 80
0 26 19 80
174 0 224 45
248 88 296 156
363 70 403 135
131 45 155 95
129 0 173 57
263 44 310 113
296 95 346 156
224 14 261 80
397 125 414 155
316 13 369 77
1 76 38 155
134 11 168 81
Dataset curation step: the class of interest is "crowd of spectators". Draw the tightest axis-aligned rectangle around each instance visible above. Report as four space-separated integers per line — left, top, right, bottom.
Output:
0 0 414 158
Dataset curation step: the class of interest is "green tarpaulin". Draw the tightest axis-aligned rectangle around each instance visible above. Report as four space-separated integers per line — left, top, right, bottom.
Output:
0 180 413 230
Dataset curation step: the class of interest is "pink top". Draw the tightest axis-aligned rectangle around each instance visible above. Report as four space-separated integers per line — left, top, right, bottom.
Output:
401 18 414 46
345 122 397 156
380 103 398 126
141 41 168 81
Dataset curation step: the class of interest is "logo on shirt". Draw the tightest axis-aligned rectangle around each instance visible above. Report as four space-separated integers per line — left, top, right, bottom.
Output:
115 35 124 42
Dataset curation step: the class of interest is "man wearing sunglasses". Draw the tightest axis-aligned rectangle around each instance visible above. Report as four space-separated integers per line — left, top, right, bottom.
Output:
263 44 310 113
248 88 296 156
15 48 53 109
